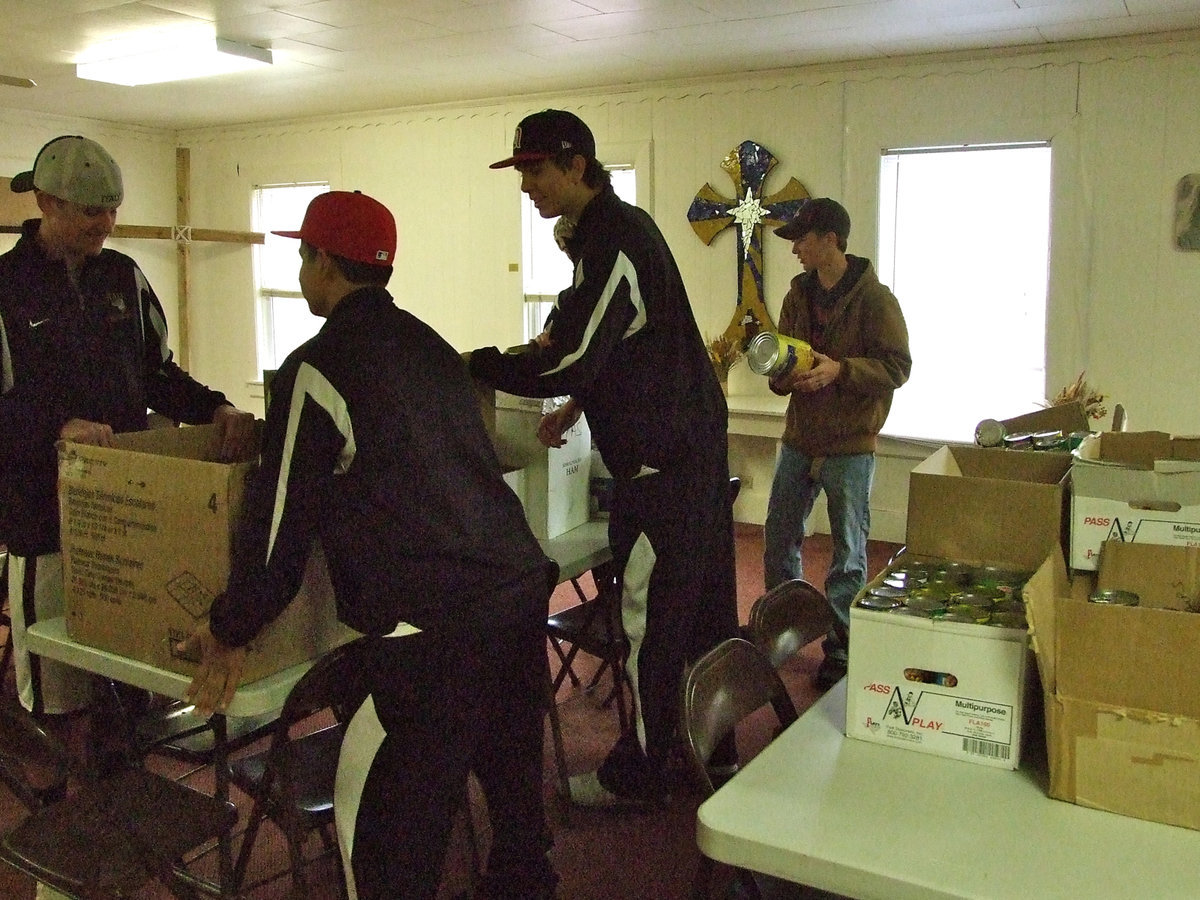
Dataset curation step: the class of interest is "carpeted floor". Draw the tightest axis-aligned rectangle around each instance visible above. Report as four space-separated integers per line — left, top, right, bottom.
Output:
0 524 901 899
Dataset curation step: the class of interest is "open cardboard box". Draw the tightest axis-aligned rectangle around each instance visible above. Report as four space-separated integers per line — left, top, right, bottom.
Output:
58 425 356 685
1025 541 1200 830
845 444 1069 768
1070 431 1200 570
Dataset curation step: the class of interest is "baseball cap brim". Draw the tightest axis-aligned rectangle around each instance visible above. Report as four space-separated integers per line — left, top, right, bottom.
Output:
9 171 34 193
774 219 806 240
489 151 552 170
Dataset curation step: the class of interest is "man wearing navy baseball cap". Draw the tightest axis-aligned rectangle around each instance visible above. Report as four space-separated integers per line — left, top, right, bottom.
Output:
0 134 256 722
182 190 560 899
471 110 740 809
764 197 910 690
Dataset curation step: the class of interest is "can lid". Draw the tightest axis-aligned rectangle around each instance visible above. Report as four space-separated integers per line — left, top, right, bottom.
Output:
858 594 904 611
745 332 780 375
975 418 1007 448
1089 589 1140 606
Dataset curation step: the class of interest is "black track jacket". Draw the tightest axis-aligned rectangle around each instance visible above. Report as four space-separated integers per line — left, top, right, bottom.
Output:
469 185 726 480
0 219 229 556
209 287 552 647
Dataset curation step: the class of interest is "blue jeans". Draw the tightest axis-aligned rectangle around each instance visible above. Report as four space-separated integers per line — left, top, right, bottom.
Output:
763 445 875 659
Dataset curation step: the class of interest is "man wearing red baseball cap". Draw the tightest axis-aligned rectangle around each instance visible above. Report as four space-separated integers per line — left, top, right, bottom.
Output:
181 190 560 900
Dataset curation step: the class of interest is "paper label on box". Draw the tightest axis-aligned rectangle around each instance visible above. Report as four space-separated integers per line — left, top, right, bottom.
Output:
857 684 1016 763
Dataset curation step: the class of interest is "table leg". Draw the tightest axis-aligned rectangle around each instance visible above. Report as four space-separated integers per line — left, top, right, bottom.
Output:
210 713 233 895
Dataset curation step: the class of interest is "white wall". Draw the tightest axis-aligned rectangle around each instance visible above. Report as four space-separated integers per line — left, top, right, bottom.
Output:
6 34 1200 545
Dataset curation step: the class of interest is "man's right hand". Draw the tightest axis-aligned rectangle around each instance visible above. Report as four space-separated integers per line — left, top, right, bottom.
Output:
537 399 582 448
60 418 115 447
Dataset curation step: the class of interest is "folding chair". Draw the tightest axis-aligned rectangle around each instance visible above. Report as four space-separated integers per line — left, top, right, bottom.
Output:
680 638 801 900
546 560 630 725
0 700 237 899
744 578 835 670
228 637 373 897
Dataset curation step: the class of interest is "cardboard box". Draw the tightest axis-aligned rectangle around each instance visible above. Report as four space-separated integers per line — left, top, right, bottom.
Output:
1069 432 1200 570
905 445 1071 565
58 425 356 685
845 561 1035 769
495 392 591 540
1025 543 1200 830
1000 400 1090 438
846 444 1069 767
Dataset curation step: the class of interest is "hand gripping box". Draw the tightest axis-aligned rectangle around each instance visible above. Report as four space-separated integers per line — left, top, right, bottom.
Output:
58 425 356 685
1025 542 1200 830
845 445 1070 769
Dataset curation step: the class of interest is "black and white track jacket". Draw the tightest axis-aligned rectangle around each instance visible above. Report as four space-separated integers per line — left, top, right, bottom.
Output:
470 185 726 481
0 219 229 556
209 287 552 647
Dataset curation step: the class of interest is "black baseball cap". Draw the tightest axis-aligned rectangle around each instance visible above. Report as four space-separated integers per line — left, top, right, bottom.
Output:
490 109 596 169
775 198 851 242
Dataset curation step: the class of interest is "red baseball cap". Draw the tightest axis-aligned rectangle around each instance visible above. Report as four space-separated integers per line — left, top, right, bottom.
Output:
273 190 396 267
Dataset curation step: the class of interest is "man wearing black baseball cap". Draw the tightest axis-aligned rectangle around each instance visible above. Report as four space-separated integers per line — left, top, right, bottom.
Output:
0 134 256 720
763 198 911 690
471 110 739 808
180 190 560 900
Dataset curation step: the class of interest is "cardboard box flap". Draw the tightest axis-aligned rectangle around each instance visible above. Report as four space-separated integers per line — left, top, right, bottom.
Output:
111 423 261 464
1096 542 1200 612
1071 459 1200 508
913 444 1071 484
1024 550 1068 694
1001 401 1089 437
1100 431 1172 469
906 445 1069 569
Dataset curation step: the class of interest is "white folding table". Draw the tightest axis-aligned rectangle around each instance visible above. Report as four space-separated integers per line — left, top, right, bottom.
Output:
25 616 311 896
697 679 1200 900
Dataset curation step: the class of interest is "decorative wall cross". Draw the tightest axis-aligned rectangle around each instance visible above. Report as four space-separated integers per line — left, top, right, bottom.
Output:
687 140 809 345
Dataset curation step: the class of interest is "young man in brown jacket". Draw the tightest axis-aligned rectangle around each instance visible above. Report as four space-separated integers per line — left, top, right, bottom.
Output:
763 198 911 689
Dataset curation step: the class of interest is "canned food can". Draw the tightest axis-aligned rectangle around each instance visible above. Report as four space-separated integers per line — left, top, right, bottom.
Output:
868 585 907 601
901 593 945 613
1031 430 1067 451
987 611 1028 629
1089 589 1140 607
746 331 815 378
1003 431 1034 450
956 592 998 611
936 609 984 625
974 418 1007 448
857 594 904 611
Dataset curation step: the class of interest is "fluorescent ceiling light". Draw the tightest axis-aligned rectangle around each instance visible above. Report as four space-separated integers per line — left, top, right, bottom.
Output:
77 37 272 87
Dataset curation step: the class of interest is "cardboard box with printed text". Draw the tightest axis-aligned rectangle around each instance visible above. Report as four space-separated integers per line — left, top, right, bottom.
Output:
57 425 356 685
1070 431 1200 570
1024 542 1200 830
845 444 1069 768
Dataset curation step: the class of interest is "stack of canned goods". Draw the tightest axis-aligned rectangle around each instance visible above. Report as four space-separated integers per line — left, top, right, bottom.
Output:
854 559 1033 629
973 418 1091 453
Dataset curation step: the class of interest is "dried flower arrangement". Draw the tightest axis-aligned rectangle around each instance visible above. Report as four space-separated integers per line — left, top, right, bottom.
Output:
1051 371 1108 421
706 333 743 381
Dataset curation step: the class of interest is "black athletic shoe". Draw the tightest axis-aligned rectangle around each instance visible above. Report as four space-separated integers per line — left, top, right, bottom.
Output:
814 655 847 691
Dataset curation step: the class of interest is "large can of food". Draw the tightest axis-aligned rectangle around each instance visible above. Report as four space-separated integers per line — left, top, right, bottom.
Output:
745 331 815 378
